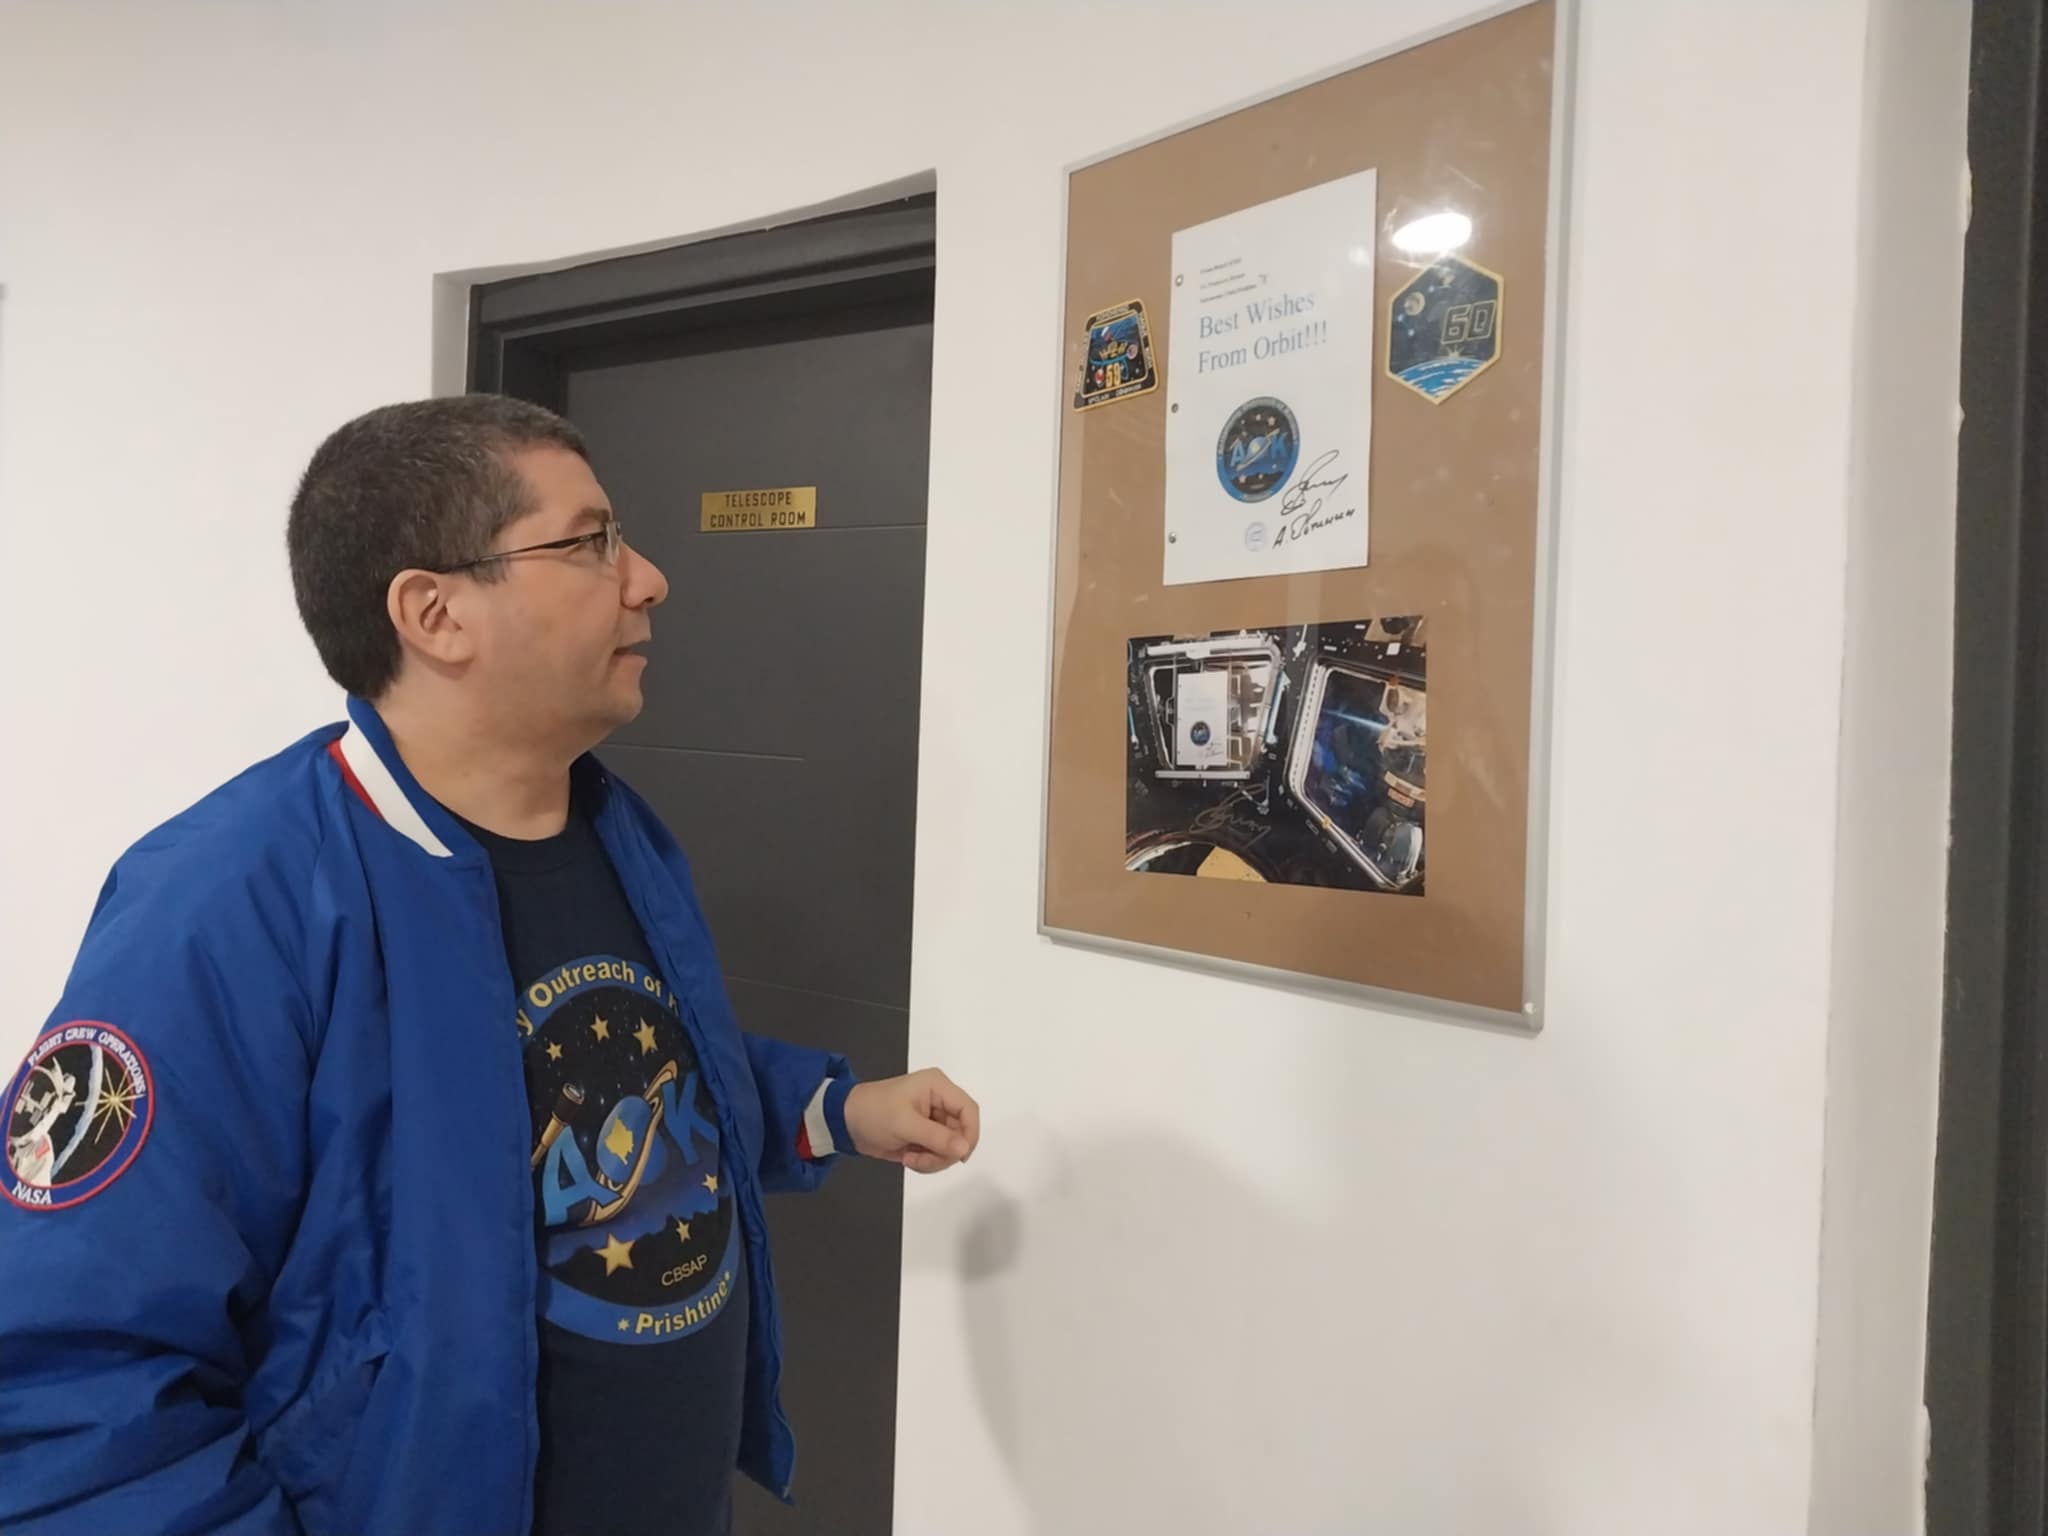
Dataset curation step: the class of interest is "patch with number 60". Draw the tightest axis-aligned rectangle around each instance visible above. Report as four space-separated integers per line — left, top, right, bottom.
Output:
1386 254 1503 404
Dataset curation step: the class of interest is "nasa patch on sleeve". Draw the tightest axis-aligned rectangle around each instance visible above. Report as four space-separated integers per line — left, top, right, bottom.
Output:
5 1023 154 1211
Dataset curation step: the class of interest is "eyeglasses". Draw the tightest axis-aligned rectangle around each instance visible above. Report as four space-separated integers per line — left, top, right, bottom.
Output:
435 518 623 574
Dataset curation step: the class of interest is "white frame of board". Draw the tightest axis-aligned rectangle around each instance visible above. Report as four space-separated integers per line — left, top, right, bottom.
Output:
1033 0 1579 1034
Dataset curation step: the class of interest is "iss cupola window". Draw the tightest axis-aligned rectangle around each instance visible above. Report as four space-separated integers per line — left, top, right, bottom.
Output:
1125 617 1426 895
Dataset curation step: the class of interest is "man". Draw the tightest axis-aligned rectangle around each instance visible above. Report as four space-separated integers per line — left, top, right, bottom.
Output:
0 396 980 1536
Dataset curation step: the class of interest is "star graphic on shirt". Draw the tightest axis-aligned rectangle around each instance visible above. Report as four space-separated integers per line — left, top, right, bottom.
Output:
545 1041 563 1062
597 1233 635 1275
674 1219 693 1244
702 1172 719 1195
617 1318 631 1332
591 1014 611 1042
635 1019 658 1056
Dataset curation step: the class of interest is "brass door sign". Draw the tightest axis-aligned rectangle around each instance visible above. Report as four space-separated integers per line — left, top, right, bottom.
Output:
700 487 817 532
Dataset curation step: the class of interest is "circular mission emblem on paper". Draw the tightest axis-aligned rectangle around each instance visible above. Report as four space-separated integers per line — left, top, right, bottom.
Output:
5 1023 154 1211
1214 396 1300 503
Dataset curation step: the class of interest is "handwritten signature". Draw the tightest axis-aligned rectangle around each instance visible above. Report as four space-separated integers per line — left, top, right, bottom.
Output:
1278 450 1348 515
1269 449 1359 549
1190 795 1271 846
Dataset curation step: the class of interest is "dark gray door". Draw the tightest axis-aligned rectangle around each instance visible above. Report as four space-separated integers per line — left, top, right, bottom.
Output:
556 287 931 1534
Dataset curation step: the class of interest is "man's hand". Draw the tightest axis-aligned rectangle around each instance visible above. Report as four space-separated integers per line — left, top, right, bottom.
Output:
844 1069 980 1174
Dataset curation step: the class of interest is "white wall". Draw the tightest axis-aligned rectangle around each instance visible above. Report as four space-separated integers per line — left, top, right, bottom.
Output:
0 3 1964 1533
1808 0 1970 1528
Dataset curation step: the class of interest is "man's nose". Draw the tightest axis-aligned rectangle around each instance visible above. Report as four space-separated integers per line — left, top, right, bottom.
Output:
621 541 669 608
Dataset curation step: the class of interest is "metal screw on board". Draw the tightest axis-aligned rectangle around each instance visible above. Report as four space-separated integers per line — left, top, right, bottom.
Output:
1171 403 1179 413
1174 274 1183 286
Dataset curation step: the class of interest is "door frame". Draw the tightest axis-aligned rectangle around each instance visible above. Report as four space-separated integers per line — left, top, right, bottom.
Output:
467 194 936 400
465 194 936 1535
1925 0 2048 1530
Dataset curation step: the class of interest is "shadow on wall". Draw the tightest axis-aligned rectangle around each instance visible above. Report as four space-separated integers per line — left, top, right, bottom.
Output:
905 1060 1697 1536
902 1127 1442 1535
904 1129 1368 1534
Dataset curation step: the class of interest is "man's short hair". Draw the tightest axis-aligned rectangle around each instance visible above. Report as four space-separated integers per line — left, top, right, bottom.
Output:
287 394 589 699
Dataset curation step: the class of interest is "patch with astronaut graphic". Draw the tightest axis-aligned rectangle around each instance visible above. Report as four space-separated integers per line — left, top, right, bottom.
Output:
1074 298 1161 410
5 1022 153 1212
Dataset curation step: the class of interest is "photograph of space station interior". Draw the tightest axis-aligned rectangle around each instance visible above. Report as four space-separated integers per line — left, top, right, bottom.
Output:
1125 615 1427 895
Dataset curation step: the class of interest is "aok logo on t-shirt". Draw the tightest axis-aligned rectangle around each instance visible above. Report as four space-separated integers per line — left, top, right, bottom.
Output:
517 957 738 1345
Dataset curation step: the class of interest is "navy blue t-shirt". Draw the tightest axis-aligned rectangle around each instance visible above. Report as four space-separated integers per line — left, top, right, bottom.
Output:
460 800 749 1536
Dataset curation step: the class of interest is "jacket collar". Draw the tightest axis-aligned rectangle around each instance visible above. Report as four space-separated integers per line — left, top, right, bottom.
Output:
333 697 466 860
332 696 616 863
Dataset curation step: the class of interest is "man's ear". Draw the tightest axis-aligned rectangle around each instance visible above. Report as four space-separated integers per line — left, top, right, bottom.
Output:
386 568 477 671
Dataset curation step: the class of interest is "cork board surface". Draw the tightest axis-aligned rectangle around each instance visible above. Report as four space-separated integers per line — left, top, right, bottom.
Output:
1041 2 1557 1015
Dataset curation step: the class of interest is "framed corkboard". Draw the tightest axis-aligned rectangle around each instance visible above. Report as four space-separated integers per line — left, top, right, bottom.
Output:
1037 0 1571 1027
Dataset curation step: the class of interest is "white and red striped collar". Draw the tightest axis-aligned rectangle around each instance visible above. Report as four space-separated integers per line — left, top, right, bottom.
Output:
326 715 455 860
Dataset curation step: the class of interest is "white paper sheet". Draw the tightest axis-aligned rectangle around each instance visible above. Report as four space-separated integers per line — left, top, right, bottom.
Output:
1163 168 1377 586
1173 670 1231 770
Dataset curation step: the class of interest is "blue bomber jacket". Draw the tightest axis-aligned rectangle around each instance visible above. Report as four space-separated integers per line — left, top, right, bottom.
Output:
0 697 856 1535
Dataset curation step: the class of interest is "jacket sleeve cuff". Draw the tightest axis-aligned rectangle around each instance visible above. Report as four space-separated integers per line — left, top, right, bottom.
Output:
801 1074 858 1160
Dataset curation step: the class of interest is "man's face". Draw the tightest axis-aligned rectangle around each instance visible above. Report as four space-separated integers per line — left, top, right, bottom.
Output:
449 445 669 747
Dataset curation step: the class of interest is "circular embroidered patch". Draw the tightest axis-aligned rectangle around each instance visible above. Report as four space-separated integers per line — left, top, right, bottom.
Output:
5 1023 154 1211
1214 396 1301 503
